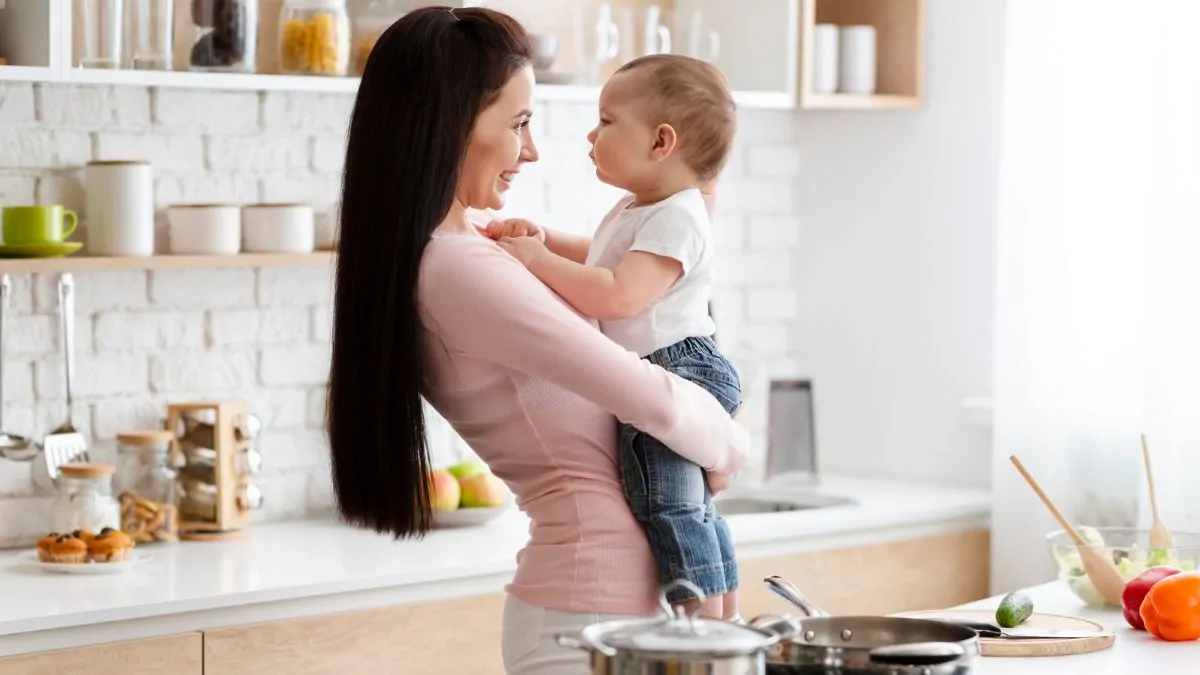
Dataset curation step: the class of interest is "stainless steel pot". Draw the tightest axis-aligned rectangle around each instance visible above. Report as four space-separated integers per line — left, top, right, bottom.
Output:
752 576 981 675
556 580 793 674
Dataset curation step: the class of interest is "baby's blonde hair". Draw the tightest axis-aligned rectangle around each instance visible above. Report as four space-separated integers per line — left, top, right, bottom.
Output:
615 54 737 183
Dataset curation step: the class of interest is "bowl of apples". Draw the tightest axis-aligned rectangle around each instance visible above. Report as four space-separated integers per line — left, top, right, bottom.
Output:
428 460 514 528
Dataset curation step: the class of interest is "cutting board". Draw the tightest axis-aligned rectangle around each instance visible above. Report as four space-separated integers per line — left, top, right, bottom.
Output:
893 609 1115 657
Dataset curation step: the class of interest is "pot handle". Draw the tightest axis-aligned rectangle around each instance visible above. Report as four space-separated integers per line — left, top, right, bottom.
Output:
746 614 801 642
763 576 829 617
868 642 965 667
554 632 617 657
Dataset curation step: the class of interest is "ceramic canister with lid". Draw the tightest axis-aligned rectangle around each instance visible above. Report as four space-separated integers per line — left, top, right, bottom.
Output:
85 160 155 256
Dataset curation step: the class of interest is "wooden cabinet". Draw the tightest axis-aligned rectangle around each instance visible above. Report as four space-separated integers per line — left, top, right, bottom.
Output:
737 529 991 620
0 633 202 675
203 592 508 675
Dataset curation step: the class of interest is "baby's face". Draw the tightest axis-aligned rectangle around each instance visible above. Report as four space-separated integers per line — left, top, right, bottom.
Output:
586 73 660 191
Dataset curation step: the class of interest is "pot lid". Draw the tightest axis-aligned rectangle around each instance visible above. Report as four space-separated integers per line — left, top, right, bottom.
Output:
600 616 774 653
591 581 780 656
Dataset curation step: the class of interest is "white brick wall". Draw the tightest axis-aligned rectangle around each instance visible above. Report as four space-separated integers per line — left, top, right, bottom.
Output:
0 82 804 547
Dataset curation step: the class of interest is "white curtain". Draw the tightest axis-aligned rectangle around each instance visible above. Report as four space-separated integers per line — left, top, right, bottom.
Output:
991 0 1200 594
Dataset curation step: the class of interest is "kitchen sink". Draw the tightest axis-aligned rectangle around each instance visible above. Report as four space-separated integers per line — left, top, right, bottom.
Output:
713 493 857 516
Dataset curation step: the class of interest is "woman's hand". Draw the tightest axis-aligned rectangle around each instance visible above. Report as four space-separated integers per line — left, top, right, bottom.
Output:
707 403 748 495
498 235 549 269
484 218 546 242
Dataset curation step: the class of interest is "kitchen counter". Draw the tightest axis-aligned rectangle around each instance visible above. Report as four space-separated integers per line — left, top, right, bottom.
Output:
963 582 1200 673
0 476 989 656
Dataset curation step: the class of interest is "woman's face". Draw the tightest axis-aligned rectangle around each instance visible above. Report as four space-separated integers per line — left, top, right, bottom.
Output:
458 65 539 211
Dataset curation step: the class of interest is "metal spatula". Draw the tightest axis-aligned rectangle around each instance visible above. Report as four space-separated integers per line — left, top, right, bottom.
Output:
42 273 88 480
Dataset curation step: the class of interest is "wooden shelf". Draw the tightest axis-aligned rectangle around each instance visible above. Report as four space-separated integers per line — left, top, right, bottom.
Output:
0 251 334 275
798 0 926 110
803 93 923 110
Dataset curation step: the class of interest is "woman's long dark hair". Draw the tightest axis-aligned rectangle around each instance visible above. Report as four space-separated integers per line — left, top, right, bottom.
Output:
328 6 532 538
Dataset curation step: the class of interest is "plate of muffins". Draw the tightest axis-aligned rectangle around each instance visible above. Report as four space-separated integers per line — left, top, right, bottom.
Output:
27 528 143 574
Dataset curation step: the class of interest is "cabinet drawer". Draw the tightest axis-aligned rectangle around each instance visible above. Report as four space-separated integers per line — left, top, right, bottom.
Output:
738 529 991 619
204 592 507 675
0 633 202 675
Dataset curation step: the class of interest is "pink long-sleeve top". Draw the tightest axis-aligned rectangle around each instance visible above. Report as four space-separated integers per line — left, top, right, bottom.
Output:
418 230 749 614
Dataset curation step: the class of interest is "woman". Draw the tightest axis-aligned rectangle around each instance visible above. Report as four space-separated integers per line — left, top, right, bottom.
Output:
326 7 749 674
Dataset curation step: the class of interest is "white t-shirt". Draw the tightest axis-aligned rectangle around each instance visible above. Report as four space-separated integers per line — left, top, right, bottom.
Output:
585 188 717 358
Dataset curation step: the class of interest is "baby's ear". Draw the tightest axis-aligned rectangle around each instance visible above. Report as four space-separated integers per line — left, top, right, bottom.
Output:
652 123 678 160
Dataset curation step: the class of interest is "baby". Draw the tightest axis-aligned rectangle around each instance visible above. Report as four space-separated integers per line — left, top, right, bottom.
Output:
487 54 742 621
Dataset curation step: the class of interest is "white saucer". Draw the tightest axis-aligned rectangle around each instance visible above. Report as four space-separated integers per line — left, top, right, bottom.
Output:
22 550 149 574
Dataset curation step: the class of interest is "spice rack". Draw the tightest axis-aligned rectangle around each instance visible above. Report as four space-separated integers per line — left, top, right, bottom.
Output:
168 401 263 541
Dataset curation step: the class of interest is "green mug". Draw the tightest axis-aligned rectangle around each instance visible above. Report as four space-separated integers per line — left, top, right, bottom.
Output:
1 205 78 245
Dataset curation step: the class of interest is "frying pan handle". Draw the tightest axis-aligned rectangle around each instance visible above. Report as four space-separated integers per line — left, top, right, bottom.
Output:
763 576 829 617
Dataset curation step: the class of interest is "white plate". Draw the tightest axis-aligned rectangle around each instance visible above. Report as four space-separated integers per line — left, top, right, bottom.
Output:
431 504 511 529
21 550 148 575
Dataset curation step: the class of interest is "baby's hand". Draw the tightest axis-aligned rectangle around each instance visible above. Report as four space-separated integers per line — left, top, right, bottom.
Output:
484 218 546 242
498 235 549 269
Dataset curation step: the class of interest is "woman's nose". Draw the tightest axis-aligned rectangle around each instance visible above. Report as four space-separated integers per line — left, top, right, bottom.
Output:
522 135 540 163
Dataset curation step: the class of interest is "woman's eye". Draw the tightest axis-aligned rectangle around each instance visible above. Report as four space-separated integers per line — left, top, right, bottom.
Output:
514 120 529 131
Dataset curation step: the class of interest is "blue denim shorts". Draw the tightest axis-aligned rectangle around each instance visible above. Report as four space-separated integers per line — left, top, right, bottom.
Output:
618 335 742 604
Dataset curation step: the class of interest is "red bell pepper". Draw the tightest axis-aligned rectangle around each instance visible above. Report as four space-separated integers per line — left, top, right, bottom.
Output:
1123 566 1182 630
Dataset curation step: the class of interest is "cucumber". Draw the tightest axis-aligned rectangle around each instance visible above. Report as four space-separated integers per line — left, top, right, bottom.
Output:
995 591 1034 628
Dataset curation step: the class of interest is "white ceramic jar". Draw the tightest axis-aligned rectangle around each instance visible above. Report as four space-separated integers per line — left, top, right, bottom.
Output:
167 204 241 254
85 160 155 256
242 203 315 253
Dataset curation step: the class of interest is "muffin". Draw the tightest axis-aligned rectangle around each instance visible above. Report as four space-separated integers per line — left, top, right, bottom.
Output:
48 534 88 564
36 533 60 562
71 529 97 546
89 527 135 563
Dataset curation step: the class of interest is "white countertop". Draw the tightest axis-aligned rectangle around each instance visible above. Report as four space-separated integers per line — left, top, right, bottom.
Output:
0 476 990 656
963 583 1200 673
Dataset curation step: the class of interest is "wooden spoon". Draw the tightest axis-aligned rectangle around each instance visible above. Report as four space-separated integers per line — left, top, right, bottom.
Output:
1009 455 1126 606
1142 434 1175 550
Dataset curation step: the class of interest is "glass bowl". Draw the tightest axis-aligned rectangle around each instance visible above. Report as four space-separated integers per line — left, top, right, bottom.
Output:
1046 526 1200 606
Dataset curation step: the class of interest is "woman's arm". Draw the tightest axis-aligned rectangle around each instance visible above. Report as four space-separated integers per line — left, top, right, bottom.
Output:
421 237 748 476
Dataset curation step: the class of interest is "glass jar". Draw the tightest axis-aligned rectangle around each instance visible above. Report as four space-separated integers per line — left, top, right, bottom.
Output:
115 430 181 543
189 0 259 73
78 0 125 68
351 0 405 76
52 463 121 534
280 0 351 76
128 0 175 70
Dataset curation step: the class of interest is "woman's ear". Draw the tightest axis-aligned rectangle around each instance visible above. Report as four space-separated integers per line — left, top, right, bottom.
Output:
650 123 678 162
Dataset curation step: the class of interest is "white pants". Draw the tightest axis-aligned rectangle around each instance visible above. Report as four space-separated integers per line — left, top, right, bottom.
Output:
501 595 641 675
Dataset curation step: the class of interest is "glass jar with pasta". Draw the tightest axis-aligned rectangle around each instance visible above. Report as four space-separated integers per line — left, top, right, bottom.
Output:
279 0 351 76
352 0 405 76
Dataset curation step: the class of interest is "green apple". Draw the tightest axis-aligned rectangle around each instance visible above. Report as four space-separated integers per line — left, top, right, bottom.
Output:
447 459 488 480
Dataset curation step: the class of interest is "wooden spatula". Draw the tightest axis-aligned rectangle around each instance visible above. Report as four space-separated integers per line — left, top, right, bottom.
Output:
1141 434 1175 550
1009 455 1126 606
